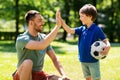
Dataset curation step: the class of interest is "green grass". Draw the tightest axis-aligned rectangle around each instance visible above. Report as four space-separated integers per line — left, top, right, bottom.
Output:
0 41 120 80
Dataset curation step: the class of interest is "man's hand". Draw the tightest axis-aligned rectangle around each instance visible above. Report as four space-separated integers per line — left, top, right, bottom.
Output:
56 10 61 27
61 75 70 80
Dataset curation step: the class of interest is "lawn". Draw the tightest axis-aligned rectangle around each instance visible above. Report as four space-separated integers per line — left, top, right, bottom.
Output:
0 40 120 80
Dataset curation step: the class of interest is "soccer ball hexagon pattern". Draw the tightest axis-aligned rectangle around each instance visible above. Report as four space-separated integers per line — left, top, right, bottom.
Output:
91 41 107 60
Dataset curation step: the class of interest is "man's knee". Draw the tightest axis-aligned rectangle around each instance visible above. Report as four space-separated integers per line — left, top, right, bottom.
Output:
18 59 33 73
23 59 33 67
15 59 33 80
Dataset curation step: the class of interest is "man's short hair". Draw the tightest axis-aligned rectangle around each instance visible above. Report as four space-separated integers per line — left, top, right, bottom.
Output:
25 10 40 24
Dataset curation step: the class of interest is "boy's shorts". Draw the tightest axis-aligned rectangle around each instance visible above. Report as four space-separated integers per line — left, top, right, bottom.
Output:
81 61 100 80
12 71 47 80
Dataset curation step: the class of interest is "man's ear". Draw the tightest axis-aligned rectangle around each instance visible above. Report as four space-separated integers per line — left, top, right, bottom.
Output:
29 20 33 25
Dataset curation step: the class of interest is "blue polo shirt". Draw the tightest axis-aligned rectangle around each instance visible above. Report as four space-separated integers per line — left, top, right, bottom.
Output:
75 23 106 62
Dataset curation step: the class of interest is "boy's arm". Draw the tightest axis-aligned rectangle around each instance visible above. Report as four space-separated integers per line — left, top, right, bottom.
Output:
59 11 75 34
61 19 75 34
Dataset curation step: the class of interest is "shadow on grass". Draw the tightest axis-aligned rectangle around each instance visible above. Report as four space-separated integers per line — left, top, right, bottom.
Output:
0 40 77 54
0 41 69 54
55 40 78 45
52 40 78 54
111 43 120 47
0 41 16 53
1 41 119 54
52 46 66 54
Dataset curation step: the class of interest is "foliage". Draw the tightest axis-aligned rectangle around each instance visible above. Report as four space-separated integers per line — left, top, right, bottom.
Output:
0 0 15 20
97 0 120 42
0 0 120 42
0 0 60 32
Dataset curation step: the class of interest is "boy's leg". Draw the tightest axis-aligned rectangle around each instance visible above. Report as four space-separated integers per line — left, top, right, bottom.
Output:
13 59 33 80
81 62 91 80
89 61 100 80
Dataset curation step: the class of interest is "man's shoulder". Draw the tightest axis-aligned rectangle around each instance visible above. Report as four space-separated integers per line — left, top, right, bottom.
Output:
17 31 30 41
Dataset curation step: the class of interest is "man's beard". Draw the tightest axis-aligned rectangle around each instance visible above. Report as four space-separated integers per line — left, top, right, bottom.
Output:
33 23 43 32
35 27 42 32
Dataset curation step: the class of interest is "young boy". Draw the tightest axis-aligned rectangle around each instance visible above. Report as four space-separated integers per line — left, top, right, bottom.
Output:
60 4 110 80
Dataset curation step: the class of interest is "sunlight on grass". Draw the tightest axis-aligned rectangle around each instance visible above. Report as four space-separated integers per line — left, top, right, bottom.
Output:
100 45 120 80
0 41 120 80
0 53 17 80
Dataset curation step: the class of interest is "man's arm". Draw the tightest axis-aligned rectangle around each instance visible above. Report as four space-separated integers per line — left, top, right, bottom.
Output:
47 49 70 80
25 10 61 50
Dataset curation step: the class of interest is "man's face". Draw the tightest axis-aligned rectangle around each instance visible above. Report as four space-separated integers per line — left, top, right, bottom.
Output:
32 14 45 32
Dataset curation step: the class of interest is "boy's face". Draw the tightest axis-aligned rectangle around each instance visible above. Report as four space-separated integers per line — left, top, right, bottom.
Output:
79 12 92 25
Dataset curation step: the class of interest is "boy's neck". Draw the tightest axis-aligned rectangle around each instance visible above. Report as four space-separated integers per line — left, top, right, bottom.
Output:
86 21 93 28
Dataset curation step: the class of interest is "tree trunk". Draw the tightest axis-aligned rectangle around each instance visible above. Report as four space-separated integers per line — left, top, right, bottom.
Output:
110 0 114 42
15 0 19 41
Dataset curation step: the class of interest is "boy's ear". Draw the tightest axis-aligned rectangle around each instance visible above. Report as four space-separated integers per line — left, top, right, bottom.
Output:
89 15 93 21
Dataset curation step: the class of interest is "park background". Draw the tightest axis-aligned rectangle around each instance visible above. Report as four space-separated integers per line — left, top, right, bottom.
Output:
0 0 120 80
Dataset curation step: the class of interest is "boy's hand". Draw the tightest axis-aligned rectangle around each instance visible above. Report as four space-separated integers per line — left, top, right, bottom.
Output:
101 46 110 55
101 39 111 55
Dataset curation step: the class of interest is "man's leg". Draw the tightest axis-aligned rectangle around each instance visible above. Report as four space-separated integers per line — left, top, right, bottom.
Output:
17 59 33 80
86 77 91 80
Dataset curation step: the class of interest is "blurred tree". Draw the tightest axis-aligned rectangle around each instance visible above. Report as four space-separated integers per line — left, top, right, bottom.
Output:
0 0 14 20
0 0 59 40
15 0 19 40
97 0 120 42
0 0 120 42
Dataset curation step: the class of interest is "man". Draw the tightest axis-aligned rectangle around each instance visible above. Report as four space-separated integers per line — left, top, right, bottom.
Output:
12 10 70 80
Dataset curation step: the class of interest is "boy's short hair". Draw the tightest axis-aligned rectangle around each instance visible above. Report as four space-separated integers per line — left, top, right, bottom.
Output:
25 10 40 24
79 4 97 22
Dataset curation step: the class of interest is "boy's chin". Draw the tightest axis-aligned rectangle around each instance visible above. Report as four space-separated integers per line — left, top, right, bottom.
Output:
82 22 86 25
82 23 86 25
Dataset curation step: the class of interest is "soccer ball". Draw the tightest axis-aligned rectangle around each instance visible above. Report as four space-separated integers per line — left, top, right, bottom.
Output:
91 41 107 60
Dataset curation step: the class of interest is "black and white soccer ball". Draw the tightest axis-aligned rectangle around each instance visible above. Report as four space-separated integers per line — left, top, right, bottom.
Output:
91 41 107 60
